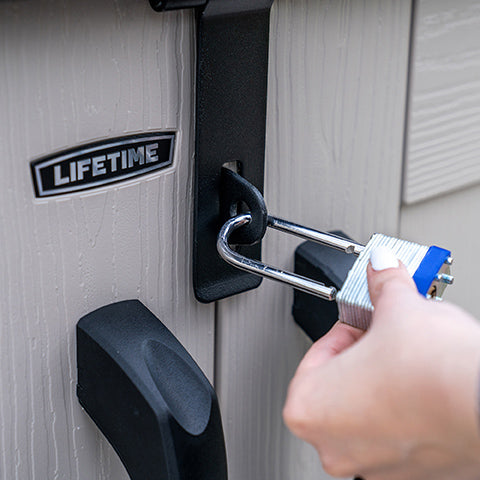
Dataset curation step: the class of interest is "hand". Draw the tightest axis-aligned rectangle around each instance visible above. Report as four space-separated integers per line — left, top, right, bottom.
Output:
283 253 480 479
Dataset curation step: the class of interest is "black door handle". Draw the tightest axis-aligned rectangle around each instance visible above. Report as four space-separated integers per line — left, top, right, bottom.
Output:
77 300 227 480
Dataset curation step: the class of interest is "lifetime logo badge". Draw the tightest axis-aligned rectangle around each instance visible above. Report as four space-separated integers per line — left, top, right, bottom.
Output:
31 132 175 198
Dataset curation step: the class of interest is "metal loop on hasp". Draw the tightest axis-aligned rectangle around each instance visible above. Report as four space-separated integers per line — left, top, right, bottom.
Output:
217 214 363 301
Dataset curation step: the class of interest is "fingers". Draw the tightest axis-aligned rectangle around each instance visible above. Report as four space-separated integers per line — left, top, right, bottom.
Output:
285 324 364 447
367 254 417 309
295 321 364 374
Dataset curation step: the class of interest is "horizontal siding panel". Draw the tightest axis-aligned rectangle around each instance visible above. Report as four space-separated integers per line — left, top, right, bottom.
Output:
404 0 480 204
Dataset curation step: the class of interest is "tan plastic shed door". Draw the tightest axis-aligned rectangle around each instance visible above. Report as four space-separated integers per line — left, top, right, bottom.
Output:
217 1 411 479
0 2 214 479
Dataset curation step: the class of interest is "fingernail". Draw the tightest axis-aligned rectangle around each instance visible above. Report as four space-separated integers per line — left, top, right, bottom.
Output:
370 245 399 271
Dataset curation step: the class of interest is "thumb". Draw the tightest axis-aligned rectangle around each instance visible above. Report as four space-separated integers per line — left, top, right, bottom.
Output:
367 246 418 308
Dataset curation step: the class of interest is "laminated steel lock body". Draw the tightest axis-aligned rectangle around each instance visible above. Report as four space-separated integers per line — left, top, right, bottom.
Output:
336 234 453 329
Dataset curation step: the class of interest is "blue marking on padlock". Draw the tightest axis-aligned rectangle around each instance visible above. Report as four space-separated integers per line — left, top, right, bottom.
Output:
412 246 451 296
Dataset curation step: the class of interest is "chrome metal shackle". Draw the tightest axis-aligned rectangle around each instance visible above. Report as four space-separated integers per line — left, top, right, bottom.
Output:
216 213 365 301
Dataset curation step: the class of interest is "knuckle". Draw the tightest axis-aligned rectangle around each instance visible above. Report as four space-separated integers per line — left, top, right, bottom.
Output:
282 400 308 437
321 455 355 478
282 379 311 435
379 278 407 299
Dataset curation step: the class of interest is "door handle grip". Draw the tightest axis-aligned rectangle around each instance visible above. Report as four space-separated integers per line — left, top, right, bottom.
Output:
77 300 227 480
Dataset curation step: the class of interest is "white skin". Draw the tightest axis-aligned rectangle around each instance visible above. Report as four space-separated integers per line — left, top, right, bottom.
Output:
283 262 480 479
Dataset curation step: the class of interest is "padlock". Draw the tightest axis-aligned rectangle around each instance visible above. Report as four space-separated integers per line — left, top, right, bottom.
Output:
335 233 452 329
217 214 453 330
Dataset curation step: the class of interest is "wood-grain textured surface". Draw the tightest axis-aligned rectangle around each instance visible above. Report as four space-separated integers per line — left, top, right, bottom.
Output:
215 1 412 479
400 183 480 318
0 2 214 479
404 0 480 204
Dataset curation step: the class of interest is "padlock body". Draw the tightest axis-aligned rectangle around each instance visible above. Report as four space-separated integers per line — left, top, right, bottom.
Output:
336 234 451 330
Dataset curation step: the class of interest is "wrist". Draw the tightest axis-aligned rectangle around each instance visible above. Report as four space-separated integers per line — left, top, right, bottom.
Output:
440 337 480 463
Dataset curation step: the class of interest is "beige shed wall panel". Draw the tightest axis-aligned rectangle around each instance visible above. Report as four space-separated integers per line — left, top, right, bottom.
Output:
404 0 480 204
216 1 412 479
0 3 214 480
400 183 480 318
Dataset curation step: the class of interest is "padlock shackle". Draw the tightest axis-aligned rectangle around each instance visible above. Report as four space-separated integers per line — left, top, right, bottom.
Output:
267 216 365 255
217 214 338 301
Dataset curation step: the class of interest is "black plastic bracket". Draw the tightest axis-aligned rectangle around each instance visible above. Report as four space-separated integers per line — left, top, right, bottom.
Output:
193 1 273 302
292 232 357 342
77 300 227 480
150 0 273 303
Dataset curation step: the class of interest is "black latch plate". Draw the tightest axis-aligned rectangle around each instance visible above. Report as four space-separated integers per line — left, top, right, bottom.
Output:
193 0 273 303
149 0 273 302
